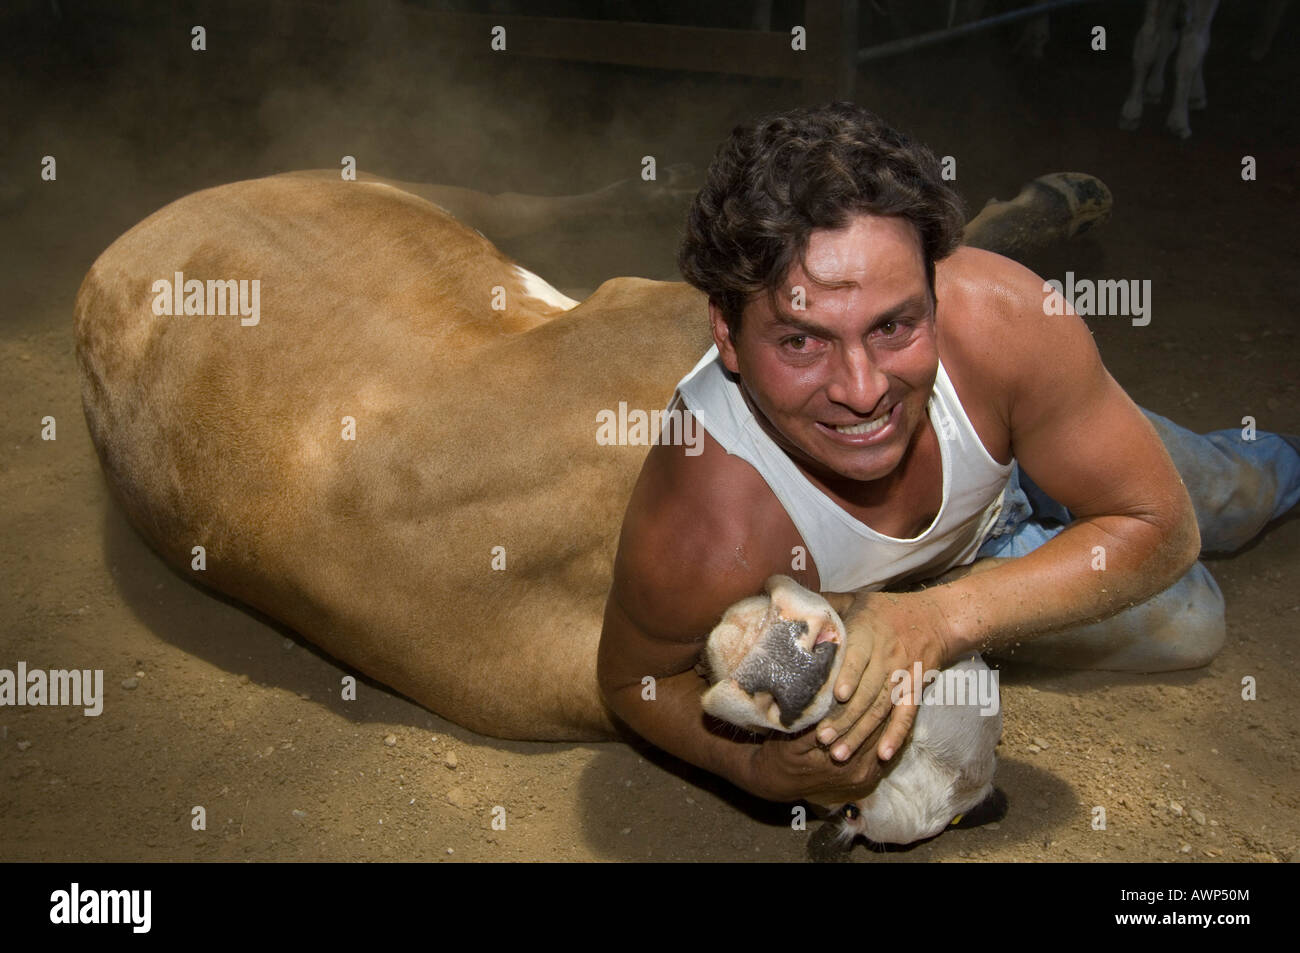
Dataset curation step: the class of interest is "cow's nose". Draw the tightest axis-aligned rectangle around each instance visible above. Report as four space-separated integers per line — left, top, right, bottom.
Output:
732 617 838 728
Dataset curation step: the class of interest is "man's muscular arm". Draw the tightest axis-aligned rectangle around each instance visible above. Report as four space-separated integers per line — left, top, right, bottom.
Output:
597 436 886 804
821 250 1201 763
931 253 1200 656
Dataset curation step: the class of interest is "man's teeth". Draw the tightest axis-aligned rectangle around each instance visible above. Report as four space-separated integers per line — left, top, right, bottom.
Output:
833 410 890 435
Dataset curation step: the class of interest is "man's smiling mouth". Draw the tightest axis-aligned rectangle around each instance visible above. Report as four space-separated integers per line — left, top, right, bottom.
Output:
824 404 894 435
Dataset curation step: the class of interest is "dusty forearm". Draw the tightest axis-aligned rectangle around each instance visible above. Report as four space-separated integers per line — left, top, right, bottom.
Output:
931 508 1200 661
602 669 760 792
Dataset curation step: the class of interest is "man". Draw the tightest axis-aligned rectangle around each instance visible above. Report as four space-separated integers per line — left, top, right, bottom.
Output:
596 102 1300 806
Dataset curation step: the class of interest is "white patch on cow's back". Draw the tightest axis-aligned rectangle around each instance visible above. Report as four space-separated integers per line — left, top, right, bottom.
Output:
512 264 579 311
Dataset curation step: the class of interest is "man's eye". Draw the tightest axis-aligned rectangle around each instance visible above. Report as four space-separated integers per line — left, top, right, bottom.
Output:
880 320 898 335
786 335 807 350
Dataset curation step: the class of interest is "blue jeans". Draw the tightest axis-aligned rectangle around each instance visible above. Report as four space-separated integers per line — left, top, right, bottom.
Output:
974 410 1300 671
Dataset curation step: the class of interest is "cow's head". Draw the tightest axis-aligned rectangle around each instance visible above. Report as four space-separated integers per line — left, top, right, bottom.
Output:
700 575 846 733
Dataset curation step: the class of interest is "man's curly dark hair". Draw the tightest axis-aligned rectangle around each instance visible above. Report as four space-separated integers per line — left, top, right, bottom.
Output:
678 102 966 338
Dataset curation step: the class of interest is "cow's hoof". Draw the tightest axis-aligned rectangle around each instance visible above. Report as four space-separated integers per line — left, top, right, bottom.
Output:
963 172 1112 260
1035 172 1113 240
1118 113 1141 131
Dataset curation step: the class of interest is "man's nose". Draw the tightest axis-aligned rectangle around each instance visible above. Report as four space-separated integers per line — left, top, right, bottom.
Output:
825 346 889 414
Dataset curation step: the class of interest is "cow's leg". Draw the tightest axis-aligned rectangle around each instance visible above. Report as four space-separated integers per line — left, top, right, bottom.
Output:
1144 1 1183 102
1165 0 1218 139
1189 58 1207 110
962 172 1112 262
286 165 1112 273
1121 0 1166 130
378 165 696 242
280 166 696 243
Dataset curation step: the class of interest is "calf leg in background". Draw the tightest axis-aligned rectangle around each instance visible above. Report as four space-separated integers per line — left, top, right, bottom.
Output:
1189 59 1207 110
1165 0 1219 139
1120 0 1168 130
1145 1 1183 103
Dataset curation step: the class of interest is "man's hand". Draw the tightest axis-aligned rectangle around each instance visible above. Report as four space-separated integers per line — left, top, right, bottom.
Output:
814 588 953 765
744 716 889 804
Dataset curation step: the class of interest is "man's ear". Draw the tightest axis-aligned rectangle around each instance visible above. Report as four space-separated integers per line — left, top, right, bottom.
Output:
708 301 741 375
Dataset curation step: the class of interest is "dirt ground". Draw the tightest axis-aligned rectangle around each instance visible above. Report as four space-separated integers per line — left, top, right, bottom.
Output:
1 2 1297 863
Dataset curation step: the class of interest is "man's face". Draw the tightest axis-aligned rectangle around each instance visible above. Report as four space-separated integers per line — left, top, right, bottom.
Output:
712 213 939 487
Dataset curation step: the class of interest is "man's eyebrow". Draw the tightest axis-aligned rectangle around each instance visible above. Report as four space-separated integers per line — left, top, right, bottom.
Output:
769 310 835 336
770 292 932 333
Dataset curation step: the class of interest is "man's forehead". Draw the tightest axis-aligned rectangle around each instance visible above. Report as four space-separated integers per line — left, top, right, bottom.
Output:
756 262 931 323
798 214 926 280
750 216 926 303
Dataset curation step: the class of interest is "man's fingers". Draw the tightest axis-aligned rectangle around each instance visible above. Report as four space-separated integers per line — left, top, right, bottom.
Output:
826 681 893 761
820 648 891 740
832 641 871 704
878 701 919 762
826 687 890 762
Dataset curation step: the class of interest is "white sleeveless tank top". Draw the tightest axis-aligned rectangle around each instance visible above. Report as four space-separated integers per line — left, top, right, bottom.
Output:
669 345 1015 592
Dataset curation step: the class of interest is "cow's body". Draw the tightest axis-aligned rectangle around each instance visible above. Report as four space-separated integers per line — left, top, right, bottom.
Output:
76 173 712 740
74 170 1108 743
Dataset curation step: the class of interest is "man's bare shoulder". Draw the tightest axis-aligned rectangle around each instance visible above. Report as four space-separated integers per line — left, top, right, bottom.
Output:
936 246 1058 359
611 423 801 644
936 247 1095 427
929 248 1049 457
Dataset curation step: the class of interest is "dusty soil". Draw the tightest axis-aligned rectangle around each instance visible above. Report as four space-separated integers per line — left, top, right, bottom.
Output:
1 1 1296 862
